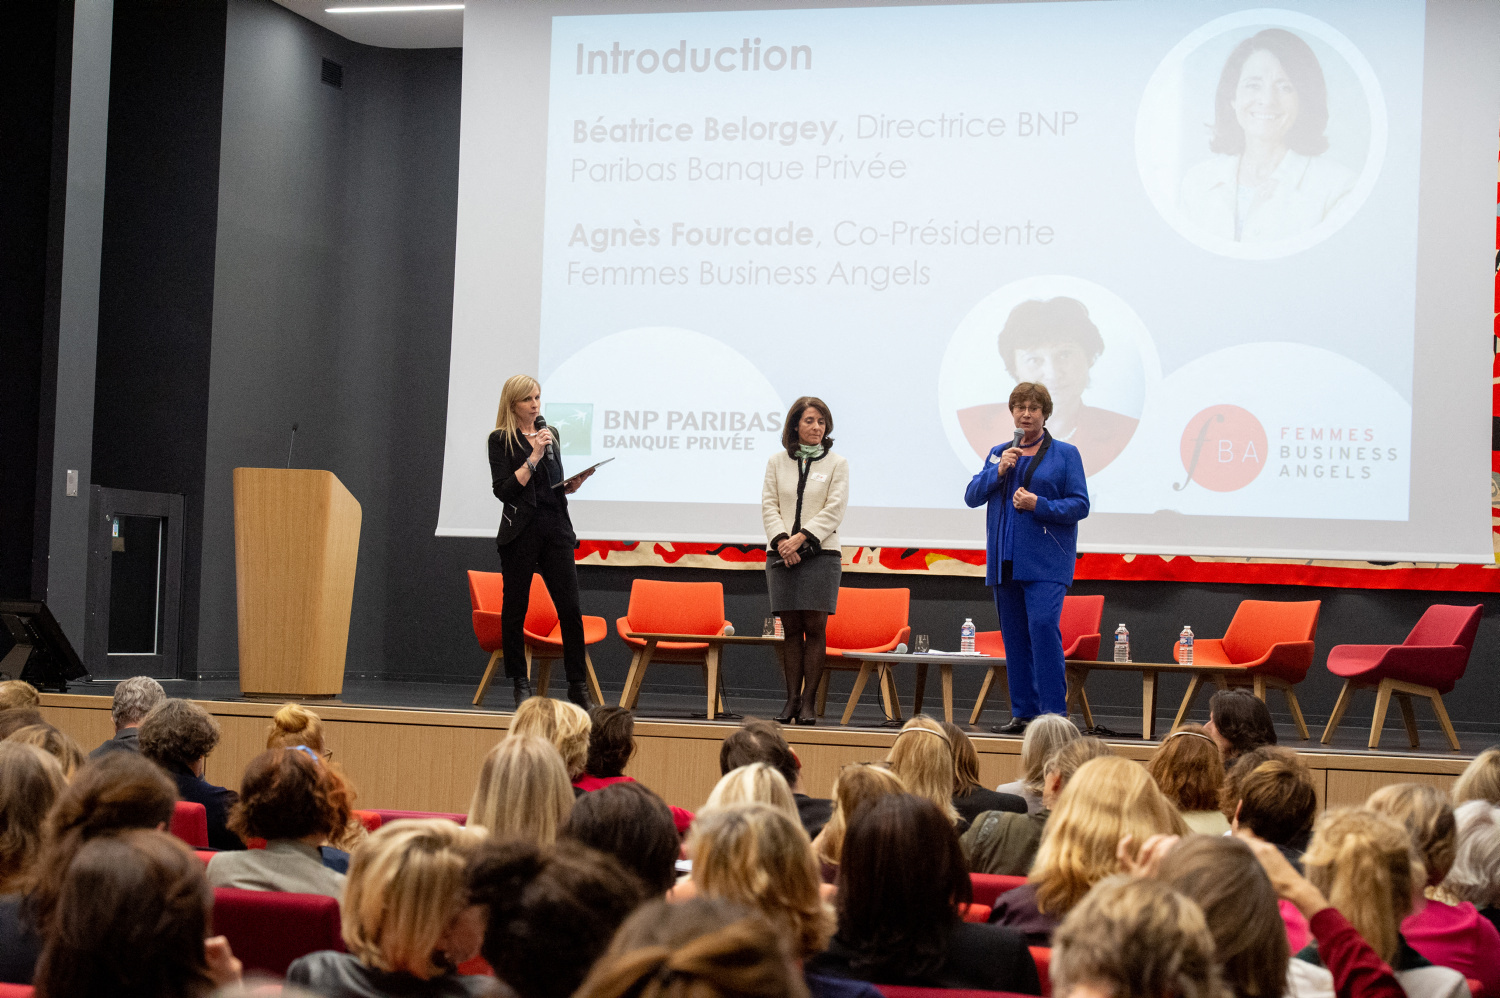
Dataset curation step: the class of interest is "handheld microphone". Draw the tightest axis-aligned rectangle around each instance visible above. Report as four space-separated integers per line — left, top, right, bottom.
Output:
286 422 299 469
1011 429 1024 450
535 415 554 459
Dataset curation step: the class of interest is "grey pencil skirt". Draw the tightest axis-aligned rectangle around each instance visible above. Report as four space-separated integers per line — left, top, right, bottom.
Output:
766 552 842 613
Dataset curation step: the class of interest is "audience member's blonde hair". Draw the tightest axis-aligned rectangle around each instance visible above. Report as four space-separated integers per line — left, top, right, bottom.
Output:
1043 736 1113 788
1367 782 1457 887
689 802 834 959
1018 714 1080 798
0 682 40 711
706 764 799 825
1454 748 1500 807
1436 800 1500 910
812 763 907 866
1030 755 1189 917
467 734 573 844
341 819 484 979
1302 808 1421 963
7 725 85 779
1052 875 1229 998
266 702 327 754
886 716 958 824
510 697 592 780
0 743 66 892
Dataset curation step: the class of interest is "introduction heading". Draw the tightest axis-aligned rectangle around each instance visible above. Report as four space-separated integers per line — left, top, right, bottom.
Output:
576 39 812 75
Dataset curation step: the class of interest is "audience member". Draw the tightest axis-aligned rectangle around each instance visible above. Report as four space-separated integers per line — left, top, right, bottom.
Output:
574 897 812 998
995 713 1079 814
0 710 46 742
467 734 573 844
689 802 832 961
466 839 646 998
1218 747 1318 867
1205 689 1277 766
808 794 1040 993
0 744 65 893
721 719 833 839
207 748 349 898
1368 782 1500 993
811 763 906 882
0 751 177 984
1453 747 1500 807
90 676 166 759
562 781 680 896
964 736 1112 877
6 725 84 780
510 697 591 783
940 721 1025 823
0 682 40 711
1146 725 1229 834
138 699 242 851
33 830 242 998
990 755 1188 944
886 716 960 826
705 763 800 824
1051 876 1227 998
287 820 498 997
265 702 329 755
577 706 636 790
1436 800 1500 938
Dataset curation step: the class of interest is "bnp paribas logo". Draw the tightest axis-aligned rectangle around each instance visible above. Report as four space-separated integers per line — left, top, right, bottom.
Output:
544 403 593 457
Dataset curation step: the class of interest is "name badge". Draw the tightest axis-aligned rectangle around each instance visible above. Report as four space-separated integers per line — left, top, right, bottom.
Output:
811 472 828 482
989 453 1002 464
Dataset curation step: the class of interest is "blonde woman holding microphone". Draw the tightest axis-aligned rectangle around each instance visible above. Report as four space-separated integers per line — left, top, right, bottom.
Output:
762 396 848 726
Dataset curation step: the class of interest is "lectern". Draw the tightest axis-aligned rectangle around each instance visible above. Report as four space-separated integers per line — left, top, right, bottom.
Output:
233 469 361 697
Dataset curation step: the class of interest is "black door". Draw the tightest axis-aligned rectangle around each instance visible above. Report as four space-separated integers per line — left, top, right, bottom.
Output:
84 487 183 679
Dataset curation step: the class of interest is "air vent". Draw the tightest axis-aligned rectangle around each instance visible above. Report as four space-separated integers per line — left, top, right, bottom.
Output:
321 58 343 89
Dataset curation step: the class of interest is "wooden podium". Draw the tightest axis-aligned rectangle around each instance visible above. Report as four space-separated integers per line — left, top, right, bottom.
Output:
233 469 361 697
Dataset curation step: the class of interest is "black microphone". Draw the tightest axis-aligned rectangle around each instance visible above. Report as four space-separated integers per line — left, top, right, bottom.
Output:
286 422 299 469
535 415 554 460
1011 429 1024 451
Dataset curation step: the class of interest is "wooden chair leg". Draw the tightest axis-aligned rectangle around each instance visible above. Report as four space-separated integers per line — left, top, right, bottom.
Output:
842 663 874 725
473 649 502 707
1066 668 1095 730
1252 675 1267 701
619 649 646 709
1321 680 1355 745
1395 692 1420 749
816 672 830 717
584 651 605 708
1368 679 1394 750
1429 692 1460 752
1280 683 1309 741
534 657 553 699
880 666 904 722
705 647 721 721
1172 674 1204 732
970 667 997 725
941 664 954 724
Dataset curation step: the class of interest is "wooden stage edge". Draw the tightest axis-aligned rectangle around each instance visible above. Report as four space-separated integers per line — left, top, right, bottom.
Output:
38 694 1476 818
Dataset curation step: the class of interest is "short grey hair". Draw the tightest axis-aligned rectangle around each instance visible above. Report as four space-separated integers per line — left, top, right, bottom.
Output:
1020 713 1080 797
111 676 166 728
1440 800 1500 909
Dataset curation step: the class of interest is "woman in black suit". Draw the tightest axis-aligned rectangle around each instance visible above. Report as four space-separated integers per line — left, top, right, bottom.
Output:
488 375 595 709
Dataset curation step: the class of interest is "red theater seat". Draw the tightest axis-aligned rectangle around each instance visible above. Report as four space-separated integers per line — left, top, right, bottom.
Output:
368 808 466 826
970 873 1027 907
212 888 343 976
877 989 1034 998
1029 947 1051 997
352 809 382 833
971 595 1104 725
0 985 34 998
171 801 209 848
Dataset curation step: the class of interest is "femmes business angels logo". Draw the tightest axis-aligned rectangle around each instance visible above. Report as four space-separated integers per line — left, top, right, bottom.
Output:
1175 405 1267 492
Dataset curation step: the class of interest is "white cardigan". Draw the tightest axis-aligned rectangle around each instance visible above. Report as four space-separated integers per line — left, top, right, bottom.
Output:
762 449 849 554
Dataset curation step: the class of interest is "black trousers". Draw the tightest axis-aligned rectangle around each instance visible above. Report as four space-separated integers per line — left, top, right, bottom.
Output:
498 508 588 683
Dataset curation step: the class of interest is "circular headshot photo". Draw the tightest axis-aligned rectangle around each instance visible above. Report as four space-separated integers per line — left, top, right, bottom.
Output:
1136 11 1387 259
938 276 1161 478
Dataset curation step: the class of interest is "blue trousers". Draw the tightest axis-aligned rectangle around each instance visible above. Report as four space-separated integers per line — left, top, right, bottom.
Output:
992 580 1068 718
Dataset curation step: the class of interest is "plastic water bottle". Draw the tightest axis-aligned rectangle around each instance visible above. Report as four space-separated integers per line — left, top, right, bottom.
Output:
1179 625 1194 665
1114 624 1130 663
960 618 976 654
773 615 784 638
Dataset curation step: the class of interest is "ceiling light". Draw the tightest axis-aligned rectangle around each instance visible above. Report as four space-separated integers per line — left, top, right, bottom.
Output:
325 4 464 12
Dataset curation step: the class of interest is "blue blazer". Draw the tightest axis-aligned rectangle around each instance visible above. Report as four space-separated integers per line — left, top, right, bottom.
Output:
964 436 1090 587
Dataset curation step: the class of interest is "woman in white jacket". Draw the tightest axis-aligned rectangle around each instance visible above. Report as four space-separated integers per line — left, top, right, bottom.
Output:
761 396 849 726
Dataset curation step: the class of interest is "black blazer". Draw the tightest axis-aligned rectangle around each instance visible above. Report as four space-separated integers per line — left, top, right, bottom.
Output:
807 922 1041 994
488 428 574 549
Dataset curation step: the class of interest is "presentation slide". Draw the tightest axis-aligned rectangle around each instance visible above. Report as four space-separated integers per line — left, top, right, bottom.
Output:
438 0 1499 562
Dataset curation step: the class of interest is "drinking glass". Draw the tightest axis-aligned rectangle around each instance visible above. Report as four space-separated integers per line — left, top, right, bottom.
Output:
914 634 930 654
763 616 777 637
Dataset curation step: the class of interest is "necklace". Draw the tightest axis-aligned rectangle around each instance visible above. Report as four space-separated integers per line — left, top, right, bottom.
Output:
1019 432 1045 449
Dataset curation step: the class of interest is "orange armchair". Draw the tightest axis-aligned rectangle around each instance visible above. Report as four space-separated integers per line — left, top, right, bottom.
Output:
817 587 911 724
1171 599 1320 739
468 571 606 708
616 579 730 717
969 594 1104 725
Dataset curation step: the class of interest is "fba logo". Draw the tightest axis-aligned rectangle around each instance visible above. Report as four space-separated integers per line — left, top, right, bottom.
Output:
1176 405 1266 492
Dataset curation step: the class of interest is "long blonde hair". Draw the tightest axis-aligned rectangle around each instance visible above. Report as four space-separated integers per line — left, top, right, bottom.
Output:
886 716 958 824
706 764 799 824
1302 808 1421 963
1031 755 1190 916
812 763 907 866
468 734 574 844
0 743 65 892
689 802 833 959
510 697 592 780
494 374 541 444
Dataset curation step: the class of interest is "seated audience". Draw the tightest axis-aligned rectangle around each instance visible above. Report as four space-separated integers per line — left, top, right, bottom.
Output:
288 819 498 997
1147 725 1229 835
467 734 573 844
510 697 591 785
990 754 1188 944
562 781 680 896
1368 782 1500 993
0 744 66 893
808 794 1040 993
0 709 45 742
90 675 166 759
996 713 1079 814
1051 876 1226 998
577 706 636 791
1453 747 1500 807
0 751 178 984
1218 747 1318 867
1298 807 1470 997
941 721 1025 823
138 698 242 851
706 763 800 824
466 839 646 998
0 682 39 711
207 747 350 898
574 896 813 998
811 763 907 883
7 724 84 780
964 736 1112 876
1436 800 1500 938
886 715 960 826
33 830 242 998
721 718 833 838
1205 689 1277 767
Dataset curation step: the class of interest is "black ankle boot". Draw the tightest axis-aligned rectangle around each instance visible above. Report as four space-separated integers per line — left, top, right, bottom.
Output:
512 677 533 707
567 681 592 709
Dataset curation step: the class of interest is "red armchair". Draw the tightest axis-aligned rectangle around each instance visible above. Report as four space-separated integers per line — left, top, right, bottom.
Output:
1171 600 1320 740
468 571 606 708
816 587 911 723
1321 604 1481 751
616 579 730 717
211 888 343 976
969 595 1104 725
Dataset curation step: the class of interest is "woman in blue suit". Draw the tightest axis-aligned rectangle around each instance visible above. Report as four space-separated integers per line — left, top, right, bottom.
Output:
964 382 1090 735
